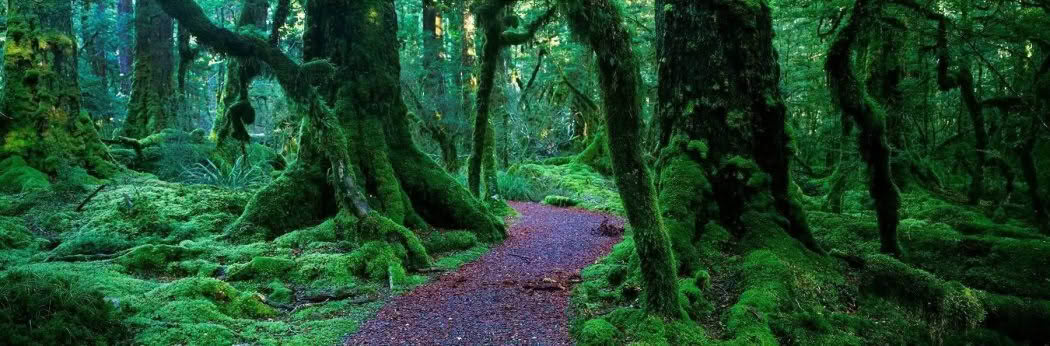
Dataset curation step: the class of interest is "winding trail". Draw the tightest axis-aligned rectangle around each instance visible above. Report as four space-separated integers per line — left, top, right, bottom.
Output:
345 202 623 345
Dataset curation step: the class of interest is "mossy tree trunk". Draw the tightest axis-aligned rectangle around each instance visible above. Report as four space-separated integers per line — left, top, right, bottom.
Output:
154 0 506 252
655 0 824 273
468 0 555 198
211 0 268 159
826 0 904 256
560 0 684 320
933 21 987 205
122 0 175 139
0 0 118 178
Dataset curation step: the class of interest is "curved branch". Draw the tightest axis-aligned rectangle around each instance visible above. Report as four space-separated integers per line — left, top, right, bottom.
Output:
154 0 315 102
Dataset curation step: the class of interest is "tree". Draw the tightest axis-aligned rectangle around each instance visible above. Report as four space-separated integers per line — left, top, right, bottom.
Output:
0 0 118 178
827 0 904 256
117 0 133 94
153 0 505 256
122 0 176 139
419 0 463 172
560 0 684 320
467 0 556 198
656 0 826 270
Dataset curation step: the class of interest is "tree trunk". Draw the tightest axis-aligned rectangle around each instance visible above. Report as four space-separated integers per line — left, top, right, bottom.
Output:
117 0 134 94
152 0 507 246
421 0 462 172
561 0 684 320
123 0 175 139
656 0 825 274
826 0 904 256
1 0 117 178
467 4 503 197
212 0 268 157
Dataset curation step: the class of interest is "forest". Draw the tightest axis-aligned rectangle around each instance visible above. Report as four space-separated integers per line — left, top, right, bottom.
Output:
0 0 1048 344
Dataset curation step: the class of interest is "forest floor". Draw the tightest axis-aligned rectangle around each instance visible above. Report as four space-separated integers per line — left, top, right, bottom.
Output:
345 202 623 345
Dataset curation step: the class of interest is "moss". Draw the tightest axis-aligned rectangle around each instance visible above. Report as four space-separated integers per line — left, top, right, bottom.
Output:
116 244 198 273
433 244 490 270
265 281 294 305
578 318 618 346
0 216 36 250
862 254 986 333
543 195 581 207
512 163 624 214
226 256 296 281
136 322 235 345
0 156 51 192
0 269 125 345
145 277 276 319
424 230 478 253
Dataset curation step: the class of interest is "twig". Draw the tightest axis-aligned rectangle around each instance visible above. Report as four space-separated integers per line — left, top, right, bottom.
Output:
508 253 532 262
76 184 108 212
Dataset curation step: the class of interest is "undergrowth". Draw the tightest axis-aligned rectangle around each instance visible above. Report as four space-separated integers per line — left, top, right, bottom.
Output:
0 171 501 345
517 162 1050 345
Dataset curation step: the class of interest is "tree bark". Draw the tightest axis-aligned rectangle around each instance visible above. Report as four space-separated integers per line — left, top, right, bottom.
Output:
123 0 175 139
1 0 117 178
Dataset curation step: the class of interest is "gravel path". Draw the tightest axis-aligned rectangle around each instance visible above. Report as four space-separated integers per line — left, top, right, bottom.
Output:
345 202 623 345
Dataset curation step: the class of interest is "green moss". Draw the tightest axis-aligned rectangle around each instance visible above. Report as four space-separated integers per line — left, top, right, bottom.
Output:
227 256 296 281
512 163 624 214
136 322 235 345
862 254 986 333
424 230 478 253
117 244 198 273
0 269 125 345
145 277 276 319
0 216 36 250
265 281 294 305
433 244 490 270
543 195 581 207
578 318 618 346
0 156 51 192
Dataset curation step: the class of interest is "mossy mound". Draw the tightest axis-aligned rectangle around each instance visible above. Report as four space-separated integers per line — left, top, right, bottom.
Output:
0 269 125 345
0 156 51 192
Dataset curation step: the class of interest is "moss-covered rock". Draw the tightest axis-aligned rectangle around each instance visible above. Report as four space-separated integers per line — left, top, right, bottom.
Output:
117 244 198 273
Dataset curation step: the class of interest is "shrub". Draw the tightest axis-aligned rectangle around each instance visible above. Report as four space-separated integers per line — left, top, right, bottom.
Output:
497 171 544 202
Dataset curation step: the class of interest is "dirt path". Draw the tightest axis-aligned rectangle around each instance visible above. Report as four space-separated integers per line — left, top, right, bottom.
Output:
345 202 623 345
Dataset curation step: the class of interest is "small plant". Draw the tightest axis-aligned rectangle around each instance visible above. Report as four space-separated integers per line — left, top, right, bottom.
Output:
180 156 267 189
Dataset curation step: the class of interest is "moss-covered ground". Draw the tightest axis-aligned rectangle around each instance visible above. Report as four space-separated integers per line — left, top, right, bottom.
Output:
0 171 493 345
515 161 1049 345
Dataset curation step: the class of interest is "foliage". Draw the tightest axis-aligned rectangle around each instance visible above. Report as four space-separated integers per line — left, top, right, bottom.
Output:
180 155 268 189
